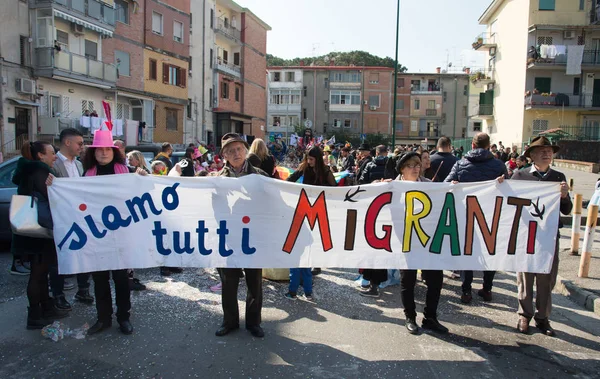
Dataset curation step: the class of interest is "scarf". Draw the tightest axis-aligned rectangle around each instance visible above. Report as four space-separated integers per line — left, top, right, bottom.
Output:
85 163 130 176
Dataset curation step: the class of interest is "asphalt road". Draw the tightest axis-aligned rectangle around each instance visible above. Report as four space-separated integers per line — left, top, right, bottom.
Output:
1 252 599 379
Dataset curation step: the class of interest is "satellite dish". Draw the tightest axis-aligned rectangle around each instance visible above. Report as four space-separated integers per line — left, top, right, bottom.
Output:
304 120 313 128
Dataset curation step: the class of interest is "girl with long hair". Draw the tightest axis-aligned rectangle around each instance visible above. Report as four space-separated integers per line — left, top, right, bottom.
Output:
248 138 277 177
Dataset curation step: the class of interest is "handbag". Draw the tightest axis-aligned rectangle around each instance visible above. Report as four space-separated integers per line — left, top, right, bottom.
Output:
9 175 54 239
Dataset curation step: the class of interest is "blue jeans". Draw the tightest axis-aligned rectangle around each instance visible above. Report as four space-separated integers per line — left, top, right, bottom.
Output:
289 268 312 295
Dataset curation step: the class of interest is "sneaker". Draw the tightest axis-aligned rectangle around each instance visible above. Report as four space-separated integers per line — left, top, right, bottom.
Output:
22 262 31 271
304 293 314 301
460 291 472 304
10 261 30 276
63 279 76 291
209 283 222 292
359 286 379 298
477 289 493 302
284 292 297 300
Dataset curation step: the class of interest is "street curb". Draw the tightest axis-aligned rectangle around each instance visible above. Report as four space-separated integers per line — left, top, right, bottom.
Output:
555 274 600 317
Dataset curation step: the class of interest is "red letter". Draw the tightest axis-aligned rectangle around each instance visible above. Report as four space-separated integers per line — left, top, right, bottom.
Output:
364 192 393 252
282 189 333 254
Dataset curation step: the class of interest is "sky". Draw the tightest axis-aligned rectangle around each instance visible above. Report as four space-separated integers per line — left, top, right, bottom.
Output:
238 0 492 73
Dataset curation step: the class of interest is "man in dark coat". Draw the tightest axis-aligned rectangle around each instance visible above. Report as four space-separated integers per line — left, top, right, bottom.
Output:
445 132 507 304
154 142 173 171
356 143 373 185
511 136 572 337
427 136 457 182
360 145 391 183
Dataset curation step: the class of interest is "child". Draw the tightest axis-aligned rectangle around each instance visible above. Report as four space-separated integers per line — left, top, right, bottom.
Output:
151 161 167 175
285 268 313 301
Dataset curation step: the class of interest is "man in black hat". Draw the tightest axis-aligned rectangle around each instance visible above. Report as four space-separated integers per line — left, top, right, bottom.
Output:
511 136 571 337
216 133 268 338
356 143 373 185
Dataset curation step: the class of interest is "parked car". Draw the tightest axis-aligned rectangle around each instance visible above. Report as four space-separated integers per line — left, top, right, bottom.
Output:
0 156 21 241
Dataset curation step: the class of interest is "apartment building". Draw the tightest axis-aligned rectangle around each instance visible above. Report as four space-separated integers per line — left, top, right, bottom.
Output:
266 68 302 137
474 0 600 146
393 73 412 144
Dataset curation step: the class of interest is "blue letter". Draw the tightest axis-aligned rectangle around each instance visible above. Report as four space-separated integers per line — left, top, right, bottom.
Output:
196 220 212 256
84 215 107 239
173 231 195 254
217 220 233 257
102 206 132 231
126 193 162 222
57 223 88 251
162 183 180 211
242 228 256 255
152 221 171 256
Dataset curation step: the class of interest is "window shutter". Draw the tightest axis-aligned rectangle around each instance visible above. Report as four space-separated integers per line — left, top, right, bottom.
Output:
179 68 186 87
162 63 169 83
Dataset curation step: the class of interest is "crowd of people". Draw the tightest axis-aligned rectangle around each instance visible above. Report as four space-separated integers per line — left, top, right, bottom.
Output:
10 127 570 339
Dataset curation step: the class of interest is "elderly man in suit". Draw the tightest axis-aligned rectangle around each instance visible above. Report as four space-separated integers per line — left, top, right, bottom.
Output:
50 128 94 310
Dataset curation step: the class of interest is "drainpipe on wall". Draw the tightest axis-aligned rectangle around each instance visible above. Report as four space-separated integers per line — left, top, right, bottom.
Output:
452 76 458 139
0 58 5 155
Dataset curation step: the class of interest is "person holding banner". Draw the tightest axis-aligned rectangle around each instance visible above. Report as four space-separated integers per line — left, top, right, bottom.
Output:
511 136 572 336
13 141 70 329
82 129 147 335
445 132 507 304
394 152 448 334
216 133 269 338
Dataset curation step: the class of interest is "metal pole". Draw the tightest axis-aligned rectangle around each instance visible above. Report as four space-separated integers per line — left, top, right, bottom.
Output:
391 0 400 149
453 77 458 139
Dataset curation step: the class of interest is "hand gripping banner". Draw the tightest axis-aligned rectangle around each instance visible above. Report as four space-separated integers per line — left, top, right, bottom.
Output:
48 175 561 274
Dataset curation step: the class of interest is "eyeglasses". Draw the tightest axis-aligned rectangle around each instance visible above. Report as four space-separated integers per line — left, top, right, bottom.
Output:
406 164 422 169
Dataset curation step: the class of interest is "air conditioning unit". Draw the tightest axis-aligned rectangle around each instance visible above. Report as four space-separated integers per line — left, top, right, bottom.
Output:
370 106 377 111
16 78 35 94
564 31 575 39
71 23 84 35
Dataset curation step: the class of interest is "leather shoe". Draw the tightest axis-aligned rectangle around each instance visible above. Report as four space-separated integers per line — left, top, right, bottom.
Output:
54 295 72 311
535 319 556 337
88 320 112 335
517 317 529 334
74 290 94 305
118 320 134 335
405 318 419 334
246 325 265 338
460 291 472 304
477 289 493 302
422 317 449 334
215 325 239 337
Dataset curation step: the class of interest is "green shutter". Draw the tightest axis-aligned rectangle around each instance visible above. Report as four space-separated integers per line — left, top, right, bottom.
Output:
539 0 555 11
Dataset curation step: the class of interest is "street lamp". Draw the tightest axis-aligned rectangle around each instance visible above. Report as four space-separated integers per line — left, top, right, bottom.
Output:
391 0 400 150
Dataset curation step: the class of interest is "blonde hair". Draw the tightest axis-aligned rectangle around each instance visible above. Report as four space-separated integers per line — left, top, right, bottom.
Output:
249 138 268 161
127 150 149 171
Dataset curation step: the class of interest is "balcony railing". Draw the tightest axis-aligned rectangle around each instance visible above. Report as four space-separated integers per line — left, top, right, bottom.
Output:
524 93 600 109
36 47 117 83
411 87 442 95
215 57 241 77
469 67 495 83
425 109 437 116
35 0 115 27
472 32 497 50
478 104 493 116
527 49 600 67
216 19 241 40
551 125 600 141
415 131 439 138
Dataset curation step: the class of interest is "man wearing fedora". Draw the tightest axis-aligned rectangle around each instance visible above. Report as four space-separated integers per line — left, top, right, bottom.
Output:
511 136 572 336
216 133 268 338
355 143 373 184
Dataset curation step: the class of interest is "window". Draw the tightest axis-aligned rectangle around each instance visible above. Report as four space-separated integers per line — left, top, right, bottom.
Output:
224 17 229 28
333 119 341 128
149 59 157 80
210 9 214 28
19 35 30 66
580 0 584 11
235 85 240 102
302 108 307 119
411 80 421 90
397 78 405 88
303 86 307 97
537 36 553 45
166 109 177 131
233 52 240 66
85 39 97 60
369 73 379 84
574 77 581 95
285 72 295 82
187 99 192 119
152 12 163 34
272 116 281 126
209 48 213 68
369 95 380 107
464 85 468 96
115 50 130 76
173 21 184 43
443 91 447 102
330 90 361 105
473 122 482 132
398 99 404 109
221 82 229 99
534 77 551 93
162 63 186 87
395 121 403 132
329 72 361 83
344 119 352 128
532 119 549 134
115 0 129 24
539 0 555 11
411 120 418 131
56 29 69 48
462 106 468 117
50 95 61 117
414 99 420 110
222 50 228 64
273 72 281 82
209 88 213 106
428 100 435 109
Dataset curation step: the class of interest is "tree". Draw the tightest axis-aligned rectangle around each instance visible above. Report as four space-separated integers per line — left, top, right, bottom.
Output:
267 51 408 72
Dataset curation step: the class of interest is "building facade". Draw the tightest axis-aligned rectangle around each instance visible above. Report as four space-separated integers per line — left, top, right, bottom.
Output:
474 0 600 147
266 68 302 138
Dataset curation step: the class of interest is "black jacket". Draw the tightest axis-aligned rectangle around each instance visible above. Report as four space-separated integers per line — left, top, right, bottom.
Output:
356 156 373 184
340 154 355 172
444 148 507 183
248 153 276 178
428 152 458 182
361 156 390 183
154 153 173 171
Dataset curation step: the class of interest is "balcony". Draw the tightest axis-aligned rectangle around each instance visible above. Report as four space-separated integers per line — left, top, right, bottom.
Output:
215 18 241 41
35 47 116 87
425 109 437 116
524 93 600 110
409 130 439 138
527 49 600 69
547 126 600 141
476 104 494 119
592 6 600 25
411 87 442 95
471 32 497 51
215 57 241 78
34 0 115 29
469 68 495 86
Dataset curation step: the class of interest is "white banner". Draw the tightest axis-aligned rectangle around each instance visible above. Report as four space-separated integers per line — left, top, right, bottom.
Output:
48 175 561 275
